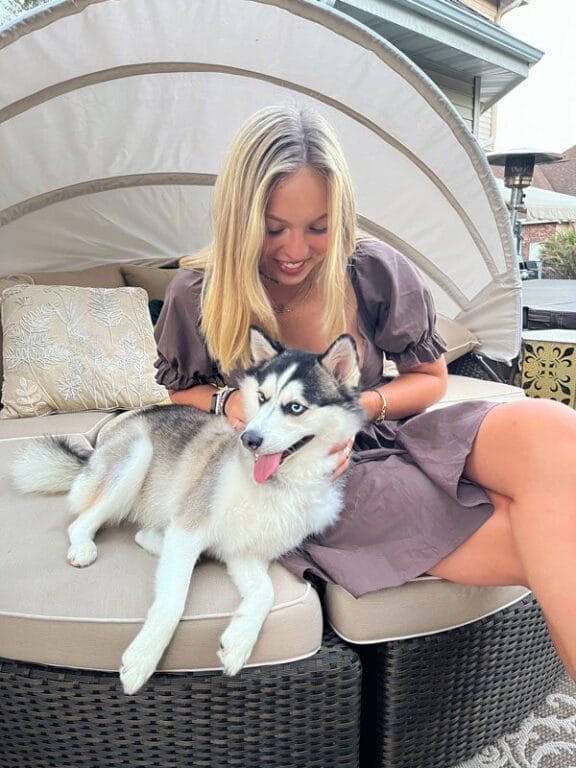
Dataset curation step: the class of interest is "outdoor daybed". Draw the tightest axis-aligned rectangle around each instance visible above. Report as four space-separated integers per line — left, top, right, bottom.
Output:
0 2 563 767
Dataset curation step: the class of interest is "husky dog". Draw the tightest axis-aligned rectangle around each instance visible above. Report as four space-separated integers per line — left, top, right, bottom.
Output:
12 328 364 695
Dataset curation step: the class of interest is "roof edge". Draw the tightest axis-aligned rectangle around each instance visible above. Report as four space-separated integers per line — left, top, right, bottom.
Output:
339 0 543 65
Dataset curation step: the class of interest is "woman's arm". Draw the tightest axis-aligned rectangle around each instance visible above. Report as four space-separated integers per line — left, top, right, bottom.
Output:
360 357 448 422
168 386 246 430
167 385 214 410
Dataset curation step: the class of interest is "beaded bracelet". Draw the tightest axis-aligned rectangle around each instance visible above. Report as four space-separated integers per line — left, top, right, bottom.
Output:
370 388 387 425
210 386 239 416
221 387 238 416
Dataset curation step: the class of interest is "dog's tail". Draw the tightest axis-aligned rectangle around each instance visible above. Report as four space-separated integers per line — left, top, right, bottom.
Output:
11 437 92 495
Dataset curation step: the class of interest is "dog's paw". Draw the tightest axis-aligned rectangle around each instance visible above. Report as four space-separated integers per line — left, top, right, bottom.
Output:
67 541 97 567
218 621 257 676
120 642 158 695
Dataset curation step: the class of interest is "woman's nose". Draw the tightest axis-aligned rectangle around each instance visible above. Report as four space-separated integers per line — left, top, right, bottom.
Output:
283 230 309 261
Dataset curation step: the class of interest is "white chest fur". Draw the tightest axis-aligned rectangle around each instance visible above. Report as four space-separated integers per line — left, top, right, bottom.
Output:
204 455 343 562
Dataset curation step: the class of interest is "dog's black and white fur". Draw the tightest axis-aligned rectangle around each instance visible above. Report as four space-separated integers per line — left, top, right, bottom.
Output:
12 328 364 694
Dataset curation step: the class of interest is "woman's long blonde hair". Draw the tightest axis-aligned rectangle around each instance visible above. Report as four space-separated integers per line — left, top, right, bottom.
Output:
181 105 357 373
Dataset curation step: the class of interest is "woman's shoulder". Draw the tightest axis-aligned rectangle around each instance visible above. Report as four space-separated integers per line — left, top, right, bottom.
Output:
351 239 421 297
352 238 412 274
166 265 205 300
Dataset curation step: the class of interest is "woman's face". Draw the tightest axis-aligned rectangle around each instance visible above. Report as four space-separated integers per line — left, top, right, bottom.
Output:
260 165 330 286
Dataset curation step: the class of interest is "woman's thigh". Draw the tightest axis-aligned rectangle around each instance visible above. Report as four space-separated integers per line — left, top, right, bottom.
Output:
427 491 527 586
463 398 576 499
428 398 576 587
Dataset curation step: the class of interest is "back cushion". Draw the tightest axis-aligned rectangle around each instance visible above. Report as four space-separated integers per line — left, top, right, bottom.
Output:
436 315 479 364
120 265 178 301
26 264 125 288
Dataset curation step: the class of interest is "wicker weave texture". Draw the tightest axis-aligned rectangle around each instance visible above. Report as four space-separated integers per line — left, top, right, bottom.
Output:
360 594 563 768
447 353 516 384
0 637 361 768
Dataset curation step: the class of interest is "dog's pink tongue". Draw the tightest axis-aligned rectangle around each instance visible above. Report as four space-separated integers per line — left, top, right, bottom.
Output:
254 452 282 484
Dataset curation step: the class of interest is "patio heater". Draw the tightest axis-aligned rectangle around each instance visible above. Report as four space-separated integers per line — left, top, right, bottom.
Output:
487 149 563 261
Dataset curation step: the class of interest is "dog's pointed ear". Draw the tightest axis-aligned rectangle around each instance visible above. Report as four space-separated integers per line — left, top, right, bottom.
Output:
319 334 360 389
249 326 284 364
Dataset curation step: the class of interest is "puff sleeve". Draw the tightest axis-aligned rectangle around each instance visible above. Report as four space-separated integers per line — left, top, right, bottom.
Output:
154 268 223 390
351 240 447 370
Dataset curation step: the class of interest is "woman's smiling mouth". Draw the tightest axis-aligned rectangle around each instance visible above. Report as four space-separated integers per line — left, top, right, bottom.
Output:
277 260 307 274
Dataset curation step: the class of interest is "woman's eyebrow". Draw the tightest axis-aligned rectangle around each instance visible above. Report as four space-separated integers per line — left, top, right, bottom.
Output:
265 213 328 224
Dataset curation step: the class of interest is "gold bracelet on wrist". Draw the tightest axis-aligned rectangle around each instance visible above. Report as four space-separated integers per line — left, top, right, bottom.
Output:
369 389 387 425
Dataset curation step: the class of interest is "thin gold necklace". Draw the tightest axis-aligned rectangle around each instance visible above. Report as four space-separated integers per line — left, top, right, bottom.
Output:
260 271 315 314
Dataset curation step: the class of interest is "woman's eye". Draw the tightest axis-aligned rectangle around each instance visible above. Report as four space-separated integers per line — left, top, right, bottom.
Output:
257 391 267 405
309 227 328 234
286 402 307 415
267 228 284 237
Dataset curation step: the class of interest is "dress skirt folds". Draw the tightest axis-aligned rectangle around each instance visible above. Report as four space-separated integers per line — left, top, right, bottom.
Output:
280 400 497 597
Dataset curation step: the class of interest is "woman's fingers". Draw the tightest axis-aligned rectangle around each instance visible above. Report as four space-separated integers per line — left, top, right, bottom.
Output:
330 438 354 480
328 437 354 456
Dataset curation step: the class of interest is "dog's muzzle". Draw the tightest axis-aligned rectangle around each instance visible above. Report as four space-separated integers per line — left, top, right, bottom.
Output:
241 431 314 484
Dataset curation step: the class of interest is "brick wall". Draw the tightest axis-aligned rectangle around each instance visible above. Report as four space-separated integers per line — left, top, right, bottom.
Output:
520 222 560 260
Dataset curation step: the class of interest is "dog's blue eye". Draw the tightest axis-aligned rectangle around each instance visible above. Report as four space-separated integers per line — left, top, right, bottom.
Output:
257 391 267 405
285 402 307 415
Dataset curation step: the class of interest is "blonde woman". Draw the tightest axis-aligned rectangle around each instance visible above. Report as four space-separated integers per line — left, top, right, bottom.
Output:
155 105 576 680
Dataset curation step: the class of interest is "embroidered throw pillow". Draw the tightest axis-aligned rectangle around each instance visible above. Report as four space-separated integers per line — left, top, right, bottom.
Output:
1 284 168 418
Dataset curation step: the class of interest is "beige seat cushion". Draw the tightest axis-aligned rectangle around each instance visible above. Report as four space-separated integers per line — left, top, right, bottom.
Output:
325 577 530 643
432 374 525 409
0 410 119 442
0 429 322 672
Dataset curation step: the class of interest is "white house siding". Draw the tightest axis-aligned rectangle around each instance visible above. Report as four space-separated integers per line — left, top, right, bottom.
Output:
425 69 475 132
478 110 495 149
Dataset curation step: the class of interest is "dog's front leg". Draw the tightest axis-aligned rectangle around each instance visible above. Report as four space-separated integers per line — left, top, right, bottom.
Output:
120 522 205 695
218 557 274 675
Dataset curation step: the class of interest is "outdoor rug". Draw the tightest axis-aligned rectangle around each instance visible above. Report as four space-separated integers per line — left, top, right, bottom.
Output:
457 673 576 768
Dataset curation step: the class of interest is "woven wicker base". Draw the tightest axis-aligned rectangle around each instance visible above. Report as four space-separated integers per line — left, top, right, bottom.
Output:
448 352 517 385
0 632 361 768
357 594 563 768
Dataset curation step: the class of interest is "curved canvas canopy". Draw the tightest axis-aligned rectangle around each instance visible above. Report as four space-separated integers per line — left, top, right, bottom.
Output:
0 0 521 361
495 179 576 223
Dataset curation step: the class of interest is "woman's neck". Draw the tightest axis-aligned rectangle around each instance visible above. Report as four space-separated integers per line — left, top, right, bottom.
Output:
260 270 318 315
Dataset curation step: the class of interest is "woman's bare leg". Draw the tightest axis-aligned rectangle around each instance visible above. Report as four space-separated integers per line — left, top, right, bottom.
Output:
428 398 576 679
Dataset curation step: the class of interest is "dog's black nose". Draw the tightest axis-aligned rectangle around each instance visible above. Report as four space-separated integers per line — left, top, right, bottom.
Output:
241 430 263 452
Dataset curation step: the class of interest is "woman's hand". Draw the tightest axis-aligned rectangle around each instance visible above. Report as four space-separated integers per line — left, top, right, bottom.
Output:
328 437 355 480
224 390 246 432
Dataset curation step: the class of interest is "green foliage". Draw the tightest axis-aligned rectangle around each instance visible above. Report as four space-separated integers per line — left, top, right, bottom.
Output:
540 229 576 280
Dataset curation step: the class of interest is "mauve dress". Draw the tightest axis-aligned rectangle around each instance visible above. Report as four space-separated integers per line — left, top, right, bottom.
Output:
154 240 498 597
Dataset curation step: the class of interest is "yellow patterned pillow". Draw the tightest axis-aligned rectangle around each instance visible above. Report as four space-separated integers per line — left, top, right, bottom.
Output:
1 284 168 418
